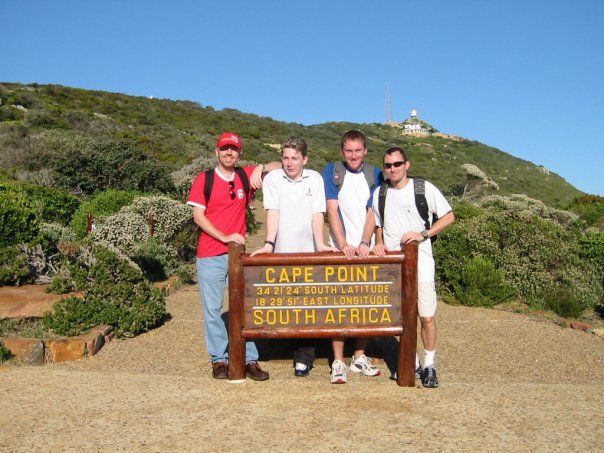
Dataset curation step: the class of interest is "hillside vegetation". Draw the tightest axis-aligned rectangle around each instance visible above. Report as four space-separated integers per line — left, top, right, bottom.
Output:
0 82 601 339
0 82 583 206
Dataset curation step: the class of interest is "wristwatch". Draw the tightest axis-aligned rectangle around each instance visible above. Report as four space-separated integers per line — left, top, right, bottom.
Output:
421 230 430 241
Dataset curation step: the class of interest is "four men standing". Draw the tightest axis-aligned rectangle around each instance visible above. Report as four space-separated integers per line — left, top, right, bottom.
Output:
189 130 454 388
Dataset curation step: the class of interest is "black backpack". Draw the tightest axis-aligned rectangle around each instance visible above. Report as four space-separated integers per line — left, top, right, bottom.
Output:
203 167 251 205
377 176 438 243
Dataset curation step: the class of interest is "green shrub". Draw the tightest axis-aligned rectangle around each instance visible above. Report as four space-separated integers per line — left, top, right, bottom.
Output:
542 285 586 319
70 189 140 238
0 343 12 363
131 238 176 281
53 140 176 195
17 183 80 225
450 256 516 307
43 296 99 337
43 246 167 337
0 188 40 247
567 195 604 230
0 246 30 286
122 195 192 243
435 197 602 315
579 231 604 274
175 264 196 284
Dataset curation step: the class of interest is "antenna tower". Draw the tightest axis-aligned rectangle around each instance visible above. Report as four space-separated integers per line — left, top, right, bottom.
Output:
385 82 393 124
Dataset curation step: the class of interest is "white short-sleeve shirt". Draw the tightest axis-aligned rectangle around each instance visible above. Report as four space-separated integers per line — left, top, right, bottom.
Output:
373 179 452 283
262 169 326 253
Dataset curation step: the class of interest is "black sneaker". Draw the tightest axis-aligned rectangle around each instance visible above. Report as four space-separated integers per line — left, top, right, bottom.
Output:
415 365 423 379
294 363 310 377
420 366 439 388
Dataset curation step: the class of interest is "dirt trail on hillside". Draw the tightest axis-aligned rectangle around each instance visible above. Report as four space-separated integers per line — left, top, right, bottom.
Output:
1 202 603 451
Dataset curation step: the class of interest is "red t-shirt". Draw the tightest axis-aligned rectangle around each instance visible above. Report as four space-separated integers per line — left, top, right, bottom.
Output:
187 167 254 258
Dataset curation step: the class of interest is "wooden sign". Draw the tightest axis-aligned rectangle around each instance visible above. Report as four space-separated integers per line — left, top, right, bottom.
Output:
227 243 419 387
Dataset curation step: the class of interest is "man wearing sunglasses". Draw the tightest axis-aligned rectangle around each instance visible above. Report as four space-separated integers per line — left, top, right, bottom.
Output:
187 132 281 381
372 147 455 388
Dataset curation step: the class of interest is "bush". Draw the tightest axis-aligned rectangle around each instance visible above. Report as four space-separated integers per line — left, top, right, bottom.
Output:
0 342 12 363
53 140 176 195
43 246 166 337
542 285 586 319
15 183 80 225
70 189 140 238
121 195 192 243
0 188 40 247
435 196 602 316
0 246 31 286
92 211 150 256
131 238 176 281
450 256 516 307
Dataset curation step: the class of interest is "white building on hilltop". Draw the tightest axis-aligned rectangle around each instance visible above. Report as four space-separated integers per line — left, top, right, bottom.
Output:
402 108 432 136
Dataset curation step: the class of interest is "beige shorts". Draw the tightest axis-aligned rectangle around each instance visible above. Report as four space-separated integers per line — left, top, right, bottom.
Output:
418 282 437 318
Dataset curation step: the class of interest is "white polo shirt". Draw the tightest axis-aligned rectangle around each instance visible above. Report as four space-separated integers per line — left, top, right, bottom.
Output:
262 168 326 253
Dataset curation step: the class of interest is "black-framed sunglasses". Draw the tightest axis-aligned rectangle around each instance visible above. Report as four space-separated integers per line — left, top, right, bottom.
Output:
384 160 406 169
229 180 235 200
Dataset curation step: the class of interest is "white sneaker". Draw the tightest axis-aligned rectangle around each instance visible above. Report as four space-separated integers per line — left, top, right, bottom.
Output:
330 360 347 384
349 354 381 377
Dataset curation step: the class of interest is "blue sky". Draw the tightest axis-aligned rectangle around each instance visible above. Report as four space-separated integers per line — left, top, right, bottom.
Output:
2 0 603 196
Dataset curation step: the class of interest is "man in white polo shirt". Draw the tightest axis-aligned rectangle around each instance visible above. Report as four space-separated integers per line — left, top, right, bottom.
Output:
251 137 335 376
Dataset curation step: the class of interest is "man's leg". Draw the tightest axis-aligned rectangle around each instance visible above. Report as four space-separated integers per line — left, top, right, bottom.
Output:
418 282 439 388
197 255 229 363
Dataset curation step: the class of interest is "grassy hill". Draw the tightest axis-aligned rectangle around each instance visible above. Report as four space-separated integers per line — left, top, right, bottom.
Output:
0 82 582 207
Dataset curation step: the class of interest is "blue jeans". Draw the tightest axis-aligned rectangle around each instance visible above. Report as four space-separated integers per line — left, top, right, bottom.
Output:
196 255 259 363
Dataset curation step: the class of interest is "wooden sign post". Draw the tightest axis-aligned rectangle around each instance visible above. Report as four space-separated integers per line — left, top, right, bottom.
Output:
228 242 418 387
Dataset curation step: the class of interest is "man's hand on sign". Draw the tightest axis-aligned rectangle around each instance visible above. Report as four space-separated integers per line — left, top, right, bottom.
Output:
316 243 338 253
250 243 273 257
372 244 388 257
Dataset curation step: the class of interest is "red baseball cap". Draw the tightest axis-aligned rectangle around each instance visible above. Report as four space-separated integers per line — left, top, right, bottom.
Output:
217 132 242 150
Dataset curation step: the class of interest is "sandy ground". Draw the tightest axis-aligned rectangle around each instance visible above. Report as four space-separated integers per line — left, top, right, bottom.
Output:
1 283 603 452
1 203 603 451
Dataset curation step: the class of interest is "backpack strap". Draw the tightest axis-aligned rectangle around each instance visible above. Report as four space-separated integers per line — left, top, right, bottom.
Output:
378 180 390 226
203 169 215 205
203 167 251 206
414 176 438 243
363 163 376 189
413 177 430 231
333 161 346 191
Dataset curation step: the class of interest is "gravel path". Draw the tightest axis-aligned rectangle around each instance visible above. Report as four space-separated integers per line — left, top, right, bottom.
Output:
1 203 602 451
1 283 602 452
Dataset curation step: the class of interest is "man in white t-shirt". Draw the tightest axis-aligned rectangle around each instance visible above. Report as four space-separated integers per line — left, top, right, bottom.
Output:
372 146 455 388
322 130 384 384
251 137 335 376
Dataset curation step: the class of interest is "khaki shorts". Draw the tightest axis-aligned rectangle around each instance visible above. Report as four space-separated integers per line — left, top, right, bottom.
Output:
418 282 437 318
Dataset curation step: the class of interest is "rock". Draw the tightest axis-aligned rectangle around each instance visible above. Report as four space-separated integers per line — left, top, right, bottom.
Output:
83 332 105 356
592 328 604 339
569 321 592 332
45 338 86 363
1 337 45 365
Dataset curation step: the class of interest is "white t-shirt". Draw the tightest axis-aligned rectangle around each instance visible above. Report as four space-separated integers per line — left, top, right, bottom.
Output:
330 171 371 247
372 179 452 283
262 169 326 253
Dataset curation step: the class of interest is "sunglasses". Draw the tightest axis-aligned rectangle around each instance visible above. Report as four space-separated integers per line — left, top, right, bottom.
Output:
384 160 406 169
229 180 235 200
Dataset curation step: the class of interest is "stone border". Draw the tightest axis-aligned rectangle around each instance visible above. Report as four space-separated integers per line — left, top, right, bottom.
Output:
0 325 113 365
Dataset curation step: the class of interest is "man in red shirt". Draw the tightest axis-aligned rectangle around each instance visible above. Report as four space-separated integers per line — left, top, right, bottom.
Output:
187 132 280 380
